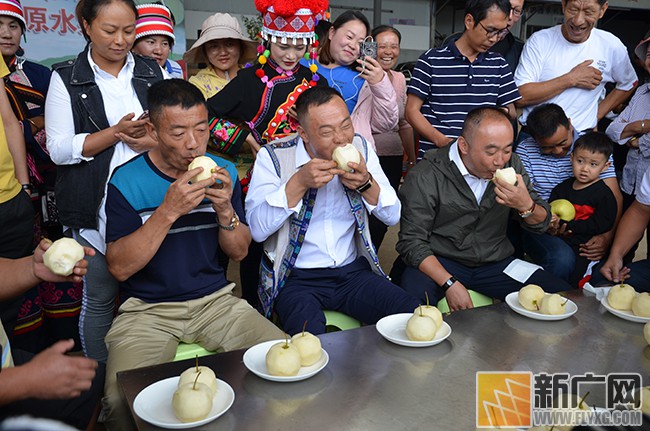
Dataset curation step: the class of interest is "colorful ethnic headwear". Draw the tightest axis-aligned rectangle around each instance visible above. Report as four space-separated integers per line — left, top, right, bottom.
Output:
135 3 176 43
0 0 25 30
254 0 329 45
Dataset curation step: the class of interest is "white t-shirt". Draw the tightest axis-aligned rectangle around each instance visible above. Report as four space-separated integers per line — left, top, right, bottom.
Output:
635 169 650 206
515 25 637 131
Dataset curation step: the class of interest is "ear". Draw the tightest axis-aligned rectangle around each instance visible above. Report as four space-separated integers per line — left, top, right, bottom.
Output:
328 26 335 42
296 123 308 144
603 160 611 170
458 136 470 155
464 13 474 30
569 152 575 161
82 18 90 37
145 120 157 143
598 1 608 18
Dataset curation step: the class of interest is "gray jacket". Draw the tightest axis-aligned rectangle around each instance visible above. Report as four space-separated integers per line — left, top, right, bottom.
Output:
397 144 549 268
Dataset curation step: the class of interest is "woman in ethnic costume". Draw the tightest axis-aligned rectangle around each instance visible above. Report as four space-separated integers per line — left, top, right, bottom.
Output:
204 0 329 309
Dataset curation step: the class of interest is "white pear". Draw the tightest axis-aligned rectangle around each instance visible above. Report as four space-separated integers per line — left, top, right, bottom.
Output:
518 284 546 311
539 294 567 315
332 144 361 172
406 307 438 341
493 167 517 185
265 339 301 376
188 156 217 183
172 378 213 423
178 365 217 397
644 322 650 346
632 292 650 317
550 199 576 222
42 237 85 276
414 305 443 329
291 330 322 366
607 284 636 310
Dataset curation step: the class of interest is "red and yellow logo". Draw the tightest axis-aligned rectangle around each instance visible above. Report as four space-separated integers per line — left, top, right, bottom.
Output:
476 372 532 428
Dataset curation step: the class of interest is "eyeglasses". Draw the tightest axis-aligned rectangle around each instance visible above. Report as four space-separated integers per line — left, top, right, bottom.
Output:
511 7 523 17
478 21 508 39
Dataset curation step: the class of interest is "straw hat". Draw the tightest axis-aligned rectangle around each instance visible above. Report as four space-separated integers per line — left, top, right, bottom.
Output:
634 30 650 62
183 13 257 65
135 3 175 43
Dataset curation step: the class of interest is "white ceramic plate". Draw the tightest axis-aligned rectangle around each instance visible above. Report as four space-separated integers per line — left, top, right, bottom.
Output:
243 339 329 382
600 296 650 323
133 376 234 429
505 292 577 321
376 313 452 347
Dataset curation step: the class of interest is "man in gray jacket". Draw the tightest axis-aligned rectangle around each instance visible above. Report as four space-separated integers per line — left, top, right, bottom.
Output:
396 107 571 311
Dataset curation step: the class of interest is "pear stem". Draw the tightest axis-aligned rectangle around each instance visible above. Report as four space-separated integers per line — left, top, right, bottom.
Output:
195 354 198 373
425 291 430 307
283 332 290 348
417 305 423 316
578 391 590 409
193 371 201 391
302 320 308 337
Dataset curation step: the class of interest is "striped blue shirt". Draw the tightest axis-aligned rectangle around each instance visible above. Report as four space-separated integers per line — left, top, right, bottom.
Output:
408 42 521 159
515 132 616 201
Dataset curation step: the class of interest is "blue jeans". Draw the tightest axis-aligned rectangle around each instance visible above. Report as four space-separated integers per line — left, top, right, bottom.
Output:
275 257 421 335
400 256 572 305
522 231 576 282
589 259 650 291
77 234 119 362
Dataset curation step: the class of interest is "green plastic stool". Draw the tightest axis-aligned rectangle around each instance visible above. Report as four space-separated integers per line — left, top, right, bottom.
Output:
324 310 361 332
436 290 493 314
173 343 214 362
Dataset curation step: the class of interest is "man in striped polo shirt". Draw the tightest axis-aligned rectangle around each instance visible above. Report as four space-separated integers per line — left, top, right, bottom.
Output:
514 103 621 282
406 0 521 159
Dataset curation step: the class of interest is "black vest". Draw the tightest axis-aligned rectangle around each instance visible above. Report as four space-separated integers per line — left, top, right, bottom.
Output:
52 45 163 229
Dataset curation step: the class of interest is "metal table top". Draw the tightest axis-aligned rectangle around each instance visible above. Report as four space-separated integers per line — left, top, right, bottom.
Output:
118 290 650 430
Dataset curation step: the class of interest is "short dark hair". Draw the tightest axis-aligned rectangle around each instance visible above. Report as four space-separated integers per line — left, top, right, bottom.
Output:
319 10 370 66
465 0 511 27
147 79 206 125
371 25 402 43
76 0 138 42
526 103 571 140
573 131 613 159
295 86 345 123
563 0 607 9
461 106 512 140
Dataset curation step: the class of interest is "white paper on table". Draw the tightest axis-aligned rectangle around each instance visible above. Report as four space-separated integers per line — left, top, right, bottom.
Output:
503 259 543 283
582 282 612 301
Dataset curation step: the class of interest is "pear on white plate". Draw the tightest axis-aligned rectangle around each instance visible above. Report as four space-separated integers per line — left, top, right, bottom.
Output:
291 323 322 366
631 292 650 317
539 294 567 315
178 356 217 396
406 306 438 342
607 283 636 310
414 292 443 329
265 335 301 377
172 373 213 423
518 284 545 311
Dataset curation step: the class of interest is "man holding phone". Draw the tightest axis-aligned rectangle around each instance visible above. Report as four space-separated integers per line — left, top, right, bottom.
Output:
406 0 521 159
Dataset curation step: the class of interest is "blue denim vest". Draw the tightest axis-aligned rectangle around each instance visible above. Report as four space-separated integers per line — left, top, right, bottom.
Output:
52 45 163 229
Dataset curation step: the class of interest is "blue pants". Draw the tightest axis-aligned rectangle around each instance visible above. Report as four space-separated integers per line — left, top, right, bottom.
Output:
589 260 650 291
275 258 421 335
522 231 576 282
400 256 572 305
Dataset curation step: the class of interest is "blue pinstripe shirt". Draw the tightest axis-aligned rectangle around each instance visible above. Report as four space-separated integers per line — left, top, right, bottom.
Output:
408 42 521 158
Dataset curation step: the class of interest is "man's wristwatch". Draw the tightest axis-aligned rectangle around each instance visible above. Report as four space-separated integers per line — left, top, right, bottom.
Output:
518 201 536 218
217 213 239 231
442 276 457 291
356 173 373 193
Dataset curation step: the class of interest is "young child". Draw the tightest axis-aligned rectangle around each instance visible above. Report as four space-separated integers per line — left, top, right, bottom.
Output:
548 131 618 287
